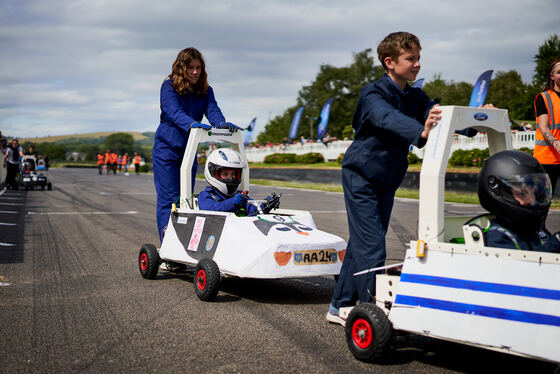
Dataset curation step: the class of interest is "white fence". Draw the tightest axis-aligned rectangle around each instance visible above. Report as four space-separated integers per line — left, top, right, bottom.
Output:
246 131 536 162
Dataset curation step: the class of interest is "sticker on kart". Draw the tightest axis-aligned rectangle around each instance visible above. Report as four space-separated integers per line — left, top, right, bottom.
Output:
253 216 314 236
171 213 225 260
274 248 345 266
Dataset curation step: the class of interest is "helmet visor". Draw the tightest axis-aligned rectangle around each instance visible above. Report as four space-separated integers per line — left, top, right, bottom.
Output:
498 173 552 207
215 167 242 184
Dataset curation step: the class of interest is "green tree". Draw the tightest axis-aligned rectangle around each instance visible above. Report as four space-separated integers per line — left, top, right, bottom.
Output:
533 34 560 89
423 74 472 106
103 132 135 154
258 49 384 143
485 70 530 119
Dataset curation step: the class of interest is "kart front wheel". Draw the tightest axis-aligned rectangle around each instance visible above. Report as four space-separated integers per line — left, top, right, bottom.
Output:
138 243 160 279
345 303 392 362
194 258 220 302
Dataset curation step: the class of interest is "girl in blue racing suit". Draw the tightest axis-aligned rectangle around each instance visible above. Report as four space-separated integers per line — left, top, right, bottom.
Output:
153 47 240 242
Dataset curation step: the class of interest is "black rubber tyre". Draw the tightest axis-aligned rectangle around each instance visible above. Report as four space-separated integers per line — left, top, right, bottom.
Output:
47 183 52 191
138 243 160 279
194 258 220 301
345 303 393 362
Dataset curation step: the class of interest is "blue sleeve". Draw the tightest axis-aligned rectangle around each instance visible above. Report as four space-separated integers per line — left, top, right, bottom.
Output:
361 88 426 148
160 79 197 133
198 190 237 212
205 86 226 127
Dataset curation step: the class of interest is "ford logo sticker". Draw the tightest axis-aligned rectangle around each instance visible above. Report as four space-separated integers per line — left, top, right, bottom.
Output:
474 112 488 121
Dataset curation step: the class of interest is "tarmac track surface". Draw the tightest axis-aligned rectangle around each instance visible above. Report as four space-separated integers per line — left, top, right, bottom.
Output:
0 168 558 373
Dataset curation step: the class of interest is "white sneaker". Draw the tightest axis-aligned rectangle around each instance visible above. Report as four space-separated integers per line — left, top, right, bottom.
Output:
326 305 354 327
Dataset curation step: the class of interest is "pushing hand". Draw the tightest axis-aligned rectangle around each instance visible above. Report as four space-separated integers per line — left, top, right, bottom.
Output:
191 122 212 130
421 104 442 139
233 192 249 206
218 122 241 132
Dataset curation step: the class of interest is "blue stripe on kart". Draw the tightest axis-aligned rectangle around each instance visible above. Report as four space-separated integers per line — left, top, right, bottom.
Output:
400 273 560 301
395 295 560 327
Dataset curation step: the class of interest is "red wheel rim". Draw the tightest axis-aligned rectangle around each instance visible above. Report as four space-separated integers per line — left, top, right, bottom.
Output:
352 318 373 349
197 269 207 290
140 253 148 271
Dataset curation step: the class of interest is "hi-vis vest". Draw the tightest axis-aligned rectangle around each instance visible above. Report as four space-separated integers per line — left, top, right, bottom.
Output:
97 154 104 165
534 90 560 165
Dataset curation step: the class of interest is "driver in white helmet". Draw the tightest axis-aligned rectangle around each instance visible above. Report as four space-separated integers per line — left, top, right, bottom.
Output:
198 148 279 215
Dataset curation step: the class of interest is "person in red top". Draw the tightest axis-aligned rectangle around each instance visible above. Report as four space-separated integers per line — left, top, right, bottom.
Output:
133 152 141 174
534 59 560 194
104 149 111 175
96 152 104 175
110 152 118 174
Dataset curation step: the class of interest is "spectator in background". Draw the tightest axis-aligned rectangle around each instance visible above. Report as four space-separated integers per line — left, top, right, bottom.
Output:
25 146 38 158
134 152 141 174
533 59 560 194
4 139 24 189
44 154 50 171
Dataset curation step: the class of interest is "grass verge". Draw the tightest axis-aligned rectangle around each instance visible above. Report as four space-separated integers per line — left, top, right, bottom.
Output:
246 178 560 209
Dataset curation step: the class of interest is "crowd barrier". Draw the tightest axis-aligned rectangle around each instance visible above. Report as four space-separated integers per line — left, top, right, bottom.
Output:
245 131 536 162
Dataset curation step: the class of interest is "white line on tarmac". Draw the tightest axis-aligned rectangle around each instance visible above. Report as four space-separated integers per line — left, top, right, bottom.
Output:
0 197 24 200
0 223 17 226
0 211 18 214
26 210 139 215
0 202 24 206
99 192 153 195
310 210 347 213
0 242 15 247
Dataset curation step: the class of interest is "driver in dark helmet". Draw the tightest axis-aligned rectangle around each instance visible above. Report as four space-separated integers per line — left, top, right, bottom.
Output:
478 150 560 252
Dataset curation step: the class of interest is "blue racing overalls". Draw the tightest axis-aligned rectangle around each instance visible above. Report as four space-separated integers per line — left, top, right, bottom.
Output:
198 187 259 215
153 79 225 242
330 75 434 310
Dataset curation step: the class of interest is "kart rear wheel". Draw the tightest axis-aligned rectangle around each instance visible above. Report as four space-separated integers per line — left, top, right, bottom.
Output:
47 183 52 191
138 243 160 279
345 303 392 362
194 258 220 302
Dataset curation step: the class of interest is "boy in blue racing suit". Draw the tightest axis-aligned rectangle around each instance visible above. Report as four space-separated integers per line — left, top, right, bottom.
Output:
478 150 560 252
198 148 279 215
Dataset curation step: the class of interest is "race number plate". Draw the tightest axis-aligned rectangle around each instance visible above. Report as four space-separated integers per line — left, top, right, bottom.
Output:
293 249 337 265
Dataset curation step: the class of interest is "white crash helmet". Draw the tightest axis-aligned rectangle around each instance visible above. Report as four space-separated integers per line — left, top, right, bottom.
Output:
204 148 244 196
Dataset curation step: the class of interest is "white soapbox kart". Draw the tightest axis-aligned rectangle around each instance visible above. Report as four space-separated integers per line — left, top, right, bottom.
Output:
344 106 560 365
138 128 346 301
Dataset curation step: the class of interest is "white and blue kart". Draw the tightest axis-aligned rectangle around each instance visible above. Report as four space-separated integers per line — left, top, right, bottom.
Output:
138 128 346 301
344 106 560 365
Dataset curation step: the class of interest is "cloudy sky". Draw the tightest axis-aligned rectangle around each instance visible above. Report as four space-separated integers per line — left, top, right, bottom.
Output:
1 0 558 139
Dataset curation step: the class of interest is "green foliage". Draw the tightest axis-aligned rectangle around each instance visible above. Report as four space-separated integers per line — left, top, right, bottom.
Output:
295 152 324 164
423 74 472 106
485 70 537 120
336 153 345 165
341 125 354 140
103 132 135 155
407 151 422 165
448 148 489 167
139 164 150 173
517 147 534 156
533 34 560 89
263 153 297 164
257 49 384 143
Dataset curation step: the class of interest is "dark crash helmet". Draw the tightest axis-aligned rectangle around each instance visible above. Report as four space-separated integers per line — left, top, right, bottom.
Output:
477 150 552 233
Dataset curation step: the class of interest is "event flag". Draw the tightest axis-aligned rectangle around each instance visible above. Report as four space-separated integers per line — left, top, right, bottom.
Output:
288 107 304 140
243 117 257 146
316 97 334 140
468 70 493 107
412 78 424 88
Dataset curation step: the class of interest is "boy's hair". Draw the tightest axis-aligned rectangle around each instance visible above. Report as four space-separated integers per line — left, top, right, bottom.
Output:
377 32 421 71
169 47 209 96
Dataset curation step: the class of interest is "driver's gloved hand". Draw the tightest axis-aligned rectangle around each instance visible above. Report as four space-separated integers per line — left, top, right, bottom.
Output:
262 193 281 213
233 192 249 207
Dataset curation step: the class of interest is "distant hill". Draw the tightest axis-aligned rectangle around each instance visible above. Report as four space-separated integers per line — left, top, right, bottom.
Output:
20 131 154 144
